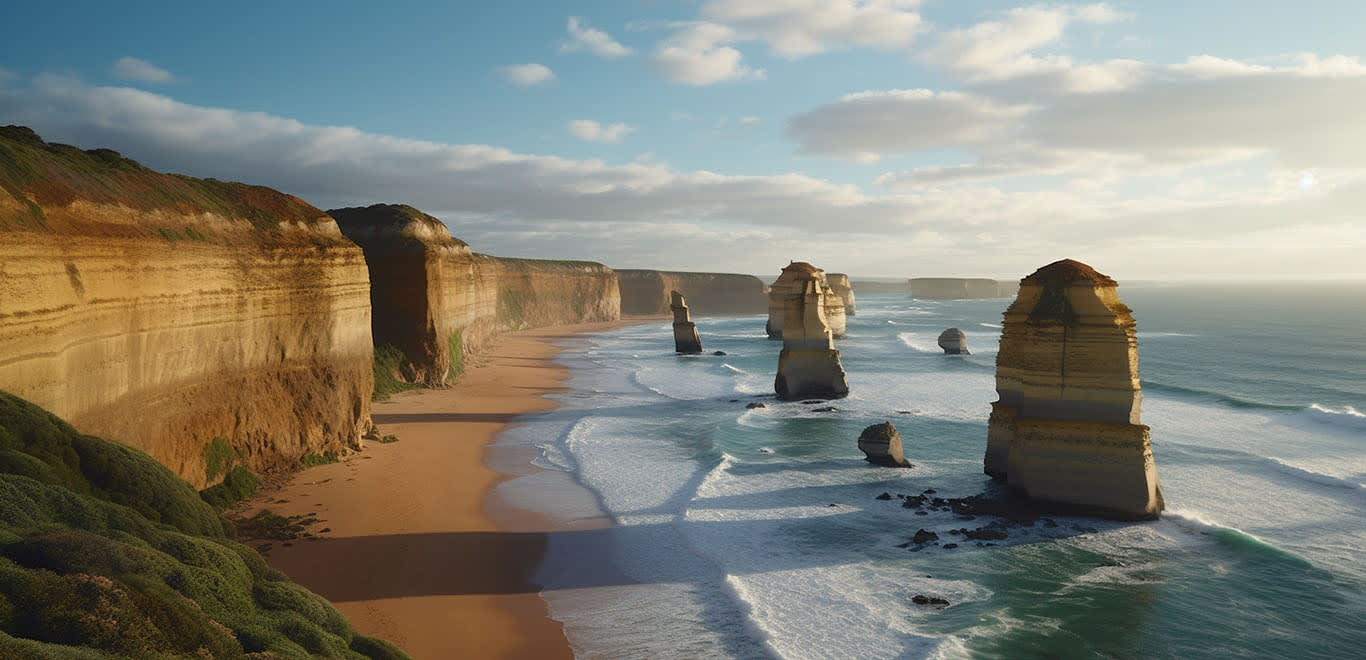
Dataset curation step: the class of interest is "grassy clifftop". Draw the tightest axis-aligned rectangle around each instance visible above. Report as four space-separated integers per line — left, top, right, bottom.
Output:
0 391 409 659
0 125 331 236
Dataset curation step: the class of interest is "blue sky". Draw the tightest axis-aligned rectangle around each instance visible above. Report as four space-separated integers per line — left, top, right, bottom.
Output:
3 1 1365 278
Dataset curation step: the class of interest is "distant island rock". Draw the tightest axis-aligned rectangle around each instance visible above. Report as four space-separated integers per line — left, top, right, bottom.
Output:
858 422 912 468
985 259 1164 520
937 328 970 355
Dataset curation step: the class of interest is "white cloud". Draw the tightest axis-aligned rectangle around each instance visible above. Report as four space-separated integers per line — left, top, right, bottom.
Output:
740 116 762 126
568 119 636 144
651 22 765 85
560 16 632 58
499 63 555 86
111 56 176 83
700 0 924 58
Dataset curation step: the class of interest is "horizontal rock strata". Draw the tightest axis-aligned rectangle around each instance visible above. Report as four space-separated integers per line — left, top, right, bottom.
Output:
774 276 849 400
826 273 856 315
0 126 373 487
617 269 767 315
985 259 1163 520
766 261 846 339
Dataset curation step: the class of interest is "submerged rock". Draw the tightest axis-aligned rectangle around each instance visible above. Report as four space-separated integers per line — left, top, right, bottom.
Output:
670 290 703 354
986 259 1164 520
857 422 911 468
937 328 970 355
911 595 950 606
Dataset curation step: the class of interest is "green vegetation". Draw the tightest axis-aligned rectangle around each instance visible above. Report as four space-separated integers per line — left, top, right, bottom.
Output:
202 437 235 483
199 466 261 511
371 344 421 402
446 329 465 382
156 228 183 241
498 289 530 330
183 226 208 241
375 435 399 445
0 390 410 658
298 453 338 468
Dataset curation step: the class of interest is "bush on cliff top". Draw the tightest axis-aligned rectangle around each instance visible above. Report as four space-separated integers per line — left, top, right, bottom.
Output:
0 390 411 660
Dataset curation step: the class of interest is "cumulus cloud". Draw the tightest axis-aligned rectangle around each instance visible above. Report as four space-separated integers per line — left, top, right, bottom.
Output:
700 0 924 58
568 119 636 144
560 16 632 58
499 63 555 86
651 22 765 85
111 56 176 83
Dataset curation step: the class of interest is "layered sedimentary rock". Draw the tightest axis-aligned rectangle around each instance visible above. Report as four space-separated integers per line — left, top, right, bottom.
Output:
0 126 373 488
671 291 703 354
331 204 499 386
766 262 846 339
491 257 620 330
774 276 849 400
826 273 856 315
910 277 1018 299
937 328 970 355
985 259 1163 520
858 422 910 467
617 269 767 315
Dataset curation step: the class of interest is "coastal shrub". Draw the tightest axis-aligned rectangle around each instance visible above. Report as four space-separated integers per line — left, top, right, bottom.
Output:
447 329 465 382
299 452 338 468
203 437 235 482
183 225 208 241
156 227 183 241
376 434 399 444
0 391 413 659
372 343 421 401
200 466 261 511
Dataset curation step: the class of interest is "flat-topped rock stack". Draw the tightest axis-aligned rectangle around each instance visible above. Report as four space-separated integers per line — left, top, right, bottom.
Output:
826 273 856 315
766 261 846 339
774 274 850 400
671 290 703 354
985 259 1164 520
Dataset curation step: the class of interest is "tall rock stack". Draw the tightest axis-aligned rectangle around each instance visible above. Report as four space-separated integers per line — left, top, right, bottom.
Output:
671 291 703 354
985 259 1163 520
774 277 850 400
826 273 856 315
766 262 847 339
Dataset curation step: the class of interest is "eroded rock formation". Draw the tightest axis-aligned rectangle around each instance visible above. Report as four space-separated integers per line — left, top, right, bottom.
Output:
617 269 767 315
937 328 970 355
985 259 1163 520
0 126 373 488
491 257 621 330
858 422 910 467
774 275 849 400
826 273 856 315
910 278 1018 299
671 291 703 354
766 262 846 339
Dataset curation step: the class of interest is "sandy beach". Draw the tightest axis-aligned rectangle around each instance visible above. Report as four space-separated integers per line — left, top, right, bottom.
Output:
243 320 645 659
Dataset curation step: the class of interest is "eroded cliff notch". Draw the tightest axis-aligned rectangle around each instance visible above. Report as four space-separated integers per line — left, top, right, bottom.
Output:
774 274 849 400
766 261 846 339
986 259 1163 520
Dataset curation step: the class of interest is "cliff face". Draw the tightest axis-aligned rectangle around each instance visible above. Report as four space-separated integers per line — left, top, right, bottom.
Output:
985 259 1163 520
491 257 620 330
766 262 846 339
617 269 767 315
826 273 856 315
910 277 1017 299
0 126 374 488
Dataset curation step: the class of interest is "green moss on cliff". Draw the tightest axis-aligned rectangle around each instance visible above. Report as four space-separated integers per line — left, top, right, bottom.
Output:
0 390 411 659
371 344 422 401
447 329 464 382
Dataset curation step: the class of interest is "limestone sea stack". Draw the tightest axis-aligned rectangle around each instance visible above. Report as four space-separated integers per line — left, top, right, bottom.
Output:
937 328 970 354
766 261 846 339
671 290 703 354
826 273 856 315
985 259 1163 520
774 275 850 400
858 422 911 467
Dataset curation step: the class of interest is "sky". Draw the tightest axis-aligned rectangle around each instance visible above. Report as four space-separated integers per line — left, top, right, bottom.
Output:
2 0 1364 280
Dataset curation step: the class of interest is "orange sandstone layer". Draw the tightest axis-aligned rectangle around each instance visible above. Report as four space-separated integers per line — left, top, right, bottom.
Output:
244 320 639 659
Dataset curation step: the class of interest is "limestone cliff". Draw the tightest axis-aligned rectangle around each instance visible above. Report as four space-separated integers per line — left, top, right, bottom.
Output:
330 204 498 387
766 262 846 339
491 256 620 330
826 273 856 315
910 277 1018 299
774 275 849 400
0 126 373 488
671 291 703 354
985 259 1163 520
617 269 767 315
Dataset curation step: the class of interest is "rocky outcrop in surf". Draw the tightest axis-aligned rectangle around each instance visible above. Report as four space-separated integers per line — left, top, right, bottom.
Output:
671 291 703 354
858 422 911 467
937 328 969 355
0 126 373 488
985 259 1163 520
617 269 767 315
766 262 846 339
774 273 849 400
910 278 1017 299
826 273 856 315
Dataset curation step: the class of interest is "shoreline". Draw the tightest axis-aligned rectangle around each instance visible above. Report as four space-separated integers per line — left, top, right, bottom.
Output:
241 318 657 659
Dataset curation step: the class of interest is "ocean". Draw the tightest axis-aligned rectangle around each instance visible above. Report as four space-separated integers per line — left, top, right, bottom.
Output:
493 283 1366 660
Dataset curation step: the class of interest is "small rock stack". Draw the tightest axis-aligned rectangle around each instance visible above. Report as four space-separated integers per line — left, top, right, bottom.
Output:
671 290 702 354
937 328 969 355
774 275 849 400
858 422 911 467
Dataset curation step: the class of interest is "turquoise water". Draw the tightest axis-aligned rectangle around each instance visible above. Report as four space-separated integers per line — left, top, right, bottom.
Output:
503 284 1366 660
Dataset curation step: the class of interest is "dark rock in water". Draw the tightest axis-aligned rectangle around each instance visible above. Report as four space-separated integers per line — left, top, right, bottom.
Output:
729 399 739 402
923 489 936 494
746 402 767 409
911 595 949 606
857 422 912 468
937 328 970 355
802 400 826 404
964 527 1008 541
875 492 892 501
942 543 959 549
914 510 928 516
713 351 727 356
1042 518 1058 528
896 410 913 415
912 529 939 544
812 406 839 413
